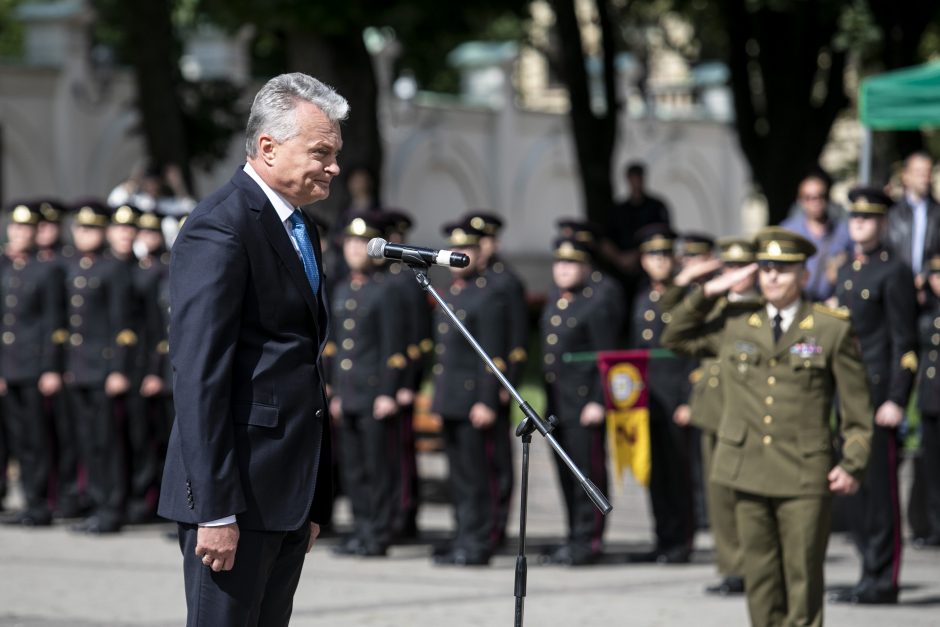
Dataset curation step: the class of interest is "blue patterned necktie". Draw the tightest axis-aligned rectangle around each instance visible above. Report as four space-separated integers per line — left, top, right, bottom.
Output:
288 211 320 295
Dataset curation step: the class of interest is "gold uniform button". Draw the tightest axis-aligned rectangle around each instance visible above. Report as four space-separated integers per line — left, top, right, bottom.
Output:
582 287 593 298
12 259 25 271
4 296 16 307
71 295 84 307
435 344 446 355
557 298 569 310
649 291 661 302
546 372 557 383
852 260 861 271
345 299 356 310
70 315 82 327
928 367 936 379
550 315 562 327
340 359 353 371
438 323 449 335
456 309 466 320
475 277 487 288
342 338 354 350
2 314 13 325
765 396 774 406
708 377 719 388
644 309 655 322
762 435 772 446
641 329 653 341
567 317 577 328
343 319 356 331
803 360 811 368
1 332 13 345
661 312 672 323
933 333 940 345
79 257 93 269
74 276 87 289
70 333 83 346
763 415 773 425
449 285 461 296
860 288 870 300
592 271 602 283
547 334 558 345
350 282 361 291
432 364 444 375
464 380 475 391
767 376 776 386
768 358 777 367
843 280 853 290
934 318 940 329
710 364 721 375
930 350 938 361
544 354 555 365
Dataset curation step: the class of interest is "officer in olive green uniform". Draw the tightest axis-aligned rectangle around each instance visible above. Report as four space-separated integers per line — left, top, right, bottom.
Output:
430 222 505 566
328 213 407 557
662 227 873 627
540 238 619 565
379 210 431 539
462 211 527 547
0 202 65 526
629 224 695 564
674 237 762 595
914 253 940 547
830 188 918 605
64 201 136 534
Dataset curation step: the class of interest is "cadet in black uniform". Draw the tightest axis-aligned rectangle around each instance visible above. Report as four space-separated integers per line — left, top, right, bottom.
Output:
106 204 161 524
0 202 65 526
133 210 173 519
830 187 919 605
914 253 940 548
556 218 626 327
380 209 431 539
540 238 619 565
64 201 135 534
431 222 505 566
629 224 694 563
328 213 407 557
34 199 81 518
462 211 527 547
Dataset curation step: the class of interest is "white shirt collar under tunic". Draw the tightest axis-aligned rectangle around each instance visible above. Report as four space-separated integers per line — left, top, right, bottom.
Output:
766 299 801 334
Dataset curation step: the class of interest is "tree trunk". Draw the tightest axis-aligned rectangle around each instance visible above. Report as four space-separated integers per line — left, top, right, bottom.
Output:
116 0 192 192
286 31 382 226
720 0 847 225
549 0 617 227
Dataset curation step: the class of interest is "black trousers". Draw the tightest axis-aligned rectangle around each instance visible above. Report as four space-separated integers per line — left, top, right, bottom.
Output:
47 390 82 514
918 414 940 538
551 419 608 553
442 418 497 557
492 404 515 543
67 385 125 524
178 522 309 627
647 378 694 551
846 423 902 591
337 411 400 549
4 383 50 514
124 391 161 520
394 402 420 535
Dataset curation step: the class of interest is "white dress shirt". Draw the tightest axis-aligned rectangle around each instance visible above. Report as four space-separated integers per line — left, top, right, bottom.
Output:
766 300 801 335
907 193 928 275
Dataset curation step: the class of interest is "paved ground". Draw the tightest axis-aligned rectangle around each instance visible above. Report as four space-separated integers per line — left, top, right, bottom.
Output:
1 440 938 626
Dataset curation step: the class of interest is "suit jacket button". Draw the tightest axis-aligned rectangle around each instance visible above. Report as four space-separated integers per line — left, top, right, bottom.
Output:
316 409 323 418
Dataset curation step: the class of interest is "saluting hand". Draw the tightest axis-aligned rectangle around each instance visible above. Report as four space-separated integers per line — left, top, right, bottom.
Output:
703 263 758 298
674 258 723 287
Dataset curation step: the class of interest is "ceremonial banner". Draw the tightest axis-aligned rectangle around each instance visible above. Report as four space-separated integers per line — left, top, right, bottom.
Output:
595 349 671 487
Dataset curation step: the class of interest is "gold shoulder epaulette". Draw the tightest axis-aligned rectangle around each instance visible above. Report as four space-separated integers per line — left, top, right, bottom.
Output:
508 347 528 363
813 303 850 320
901 351 919 373
407 344 422 360
51 328 70 345
323 341 337 357
689 367 703 384
386 353 408 370
157 340 169 355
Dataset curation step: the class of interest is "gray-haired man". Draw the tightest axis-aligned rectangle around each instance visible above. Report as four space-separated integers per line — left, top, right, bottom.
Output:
159 73 345 626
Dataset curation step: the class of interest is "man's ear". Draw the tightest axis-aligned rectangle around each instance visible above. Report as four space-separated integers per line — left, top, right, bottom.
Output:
257 134 277 166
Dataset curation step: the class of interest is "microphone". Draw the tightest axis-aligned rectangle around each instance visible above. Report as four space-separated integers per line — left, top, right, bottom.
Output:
368 238 470 268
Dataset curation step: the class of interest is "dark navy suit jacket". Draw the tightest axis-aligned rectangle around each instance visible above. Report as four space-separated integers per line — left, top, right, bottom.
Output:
158 167 332 531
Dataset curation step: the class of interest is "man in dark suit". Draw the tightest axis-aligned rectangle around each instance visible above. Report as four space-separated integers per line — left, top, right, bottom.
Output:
158 73 346 627
886 152 940 290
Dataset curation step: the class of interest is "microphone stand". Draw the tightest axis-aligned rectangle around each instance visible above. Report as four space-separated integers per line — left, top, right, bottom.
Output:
403 256 612 627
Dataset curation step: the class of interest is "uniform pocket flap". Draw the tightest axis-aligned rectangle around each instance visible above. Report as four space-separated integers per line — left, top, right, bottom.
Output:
233 402 279 428
717 420 747 446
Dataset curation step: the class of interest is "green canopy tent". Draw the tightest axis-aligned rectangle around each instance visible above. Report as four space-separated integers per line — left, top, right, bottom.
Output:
858 61 940 182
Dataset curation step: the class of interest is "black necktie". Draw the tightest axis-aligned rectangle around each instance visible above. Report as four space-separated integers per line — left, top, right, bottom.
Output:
772 313 783 343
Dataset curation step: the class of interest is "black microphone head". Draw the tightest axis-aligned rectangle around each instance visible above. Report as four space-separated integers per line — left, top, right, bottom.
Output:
367 237 387 259
451 252 471 268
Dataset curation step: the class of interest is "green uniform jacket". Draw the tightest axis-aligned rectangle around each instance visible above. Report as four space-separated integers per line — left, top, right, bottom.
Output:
661 286 872 497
